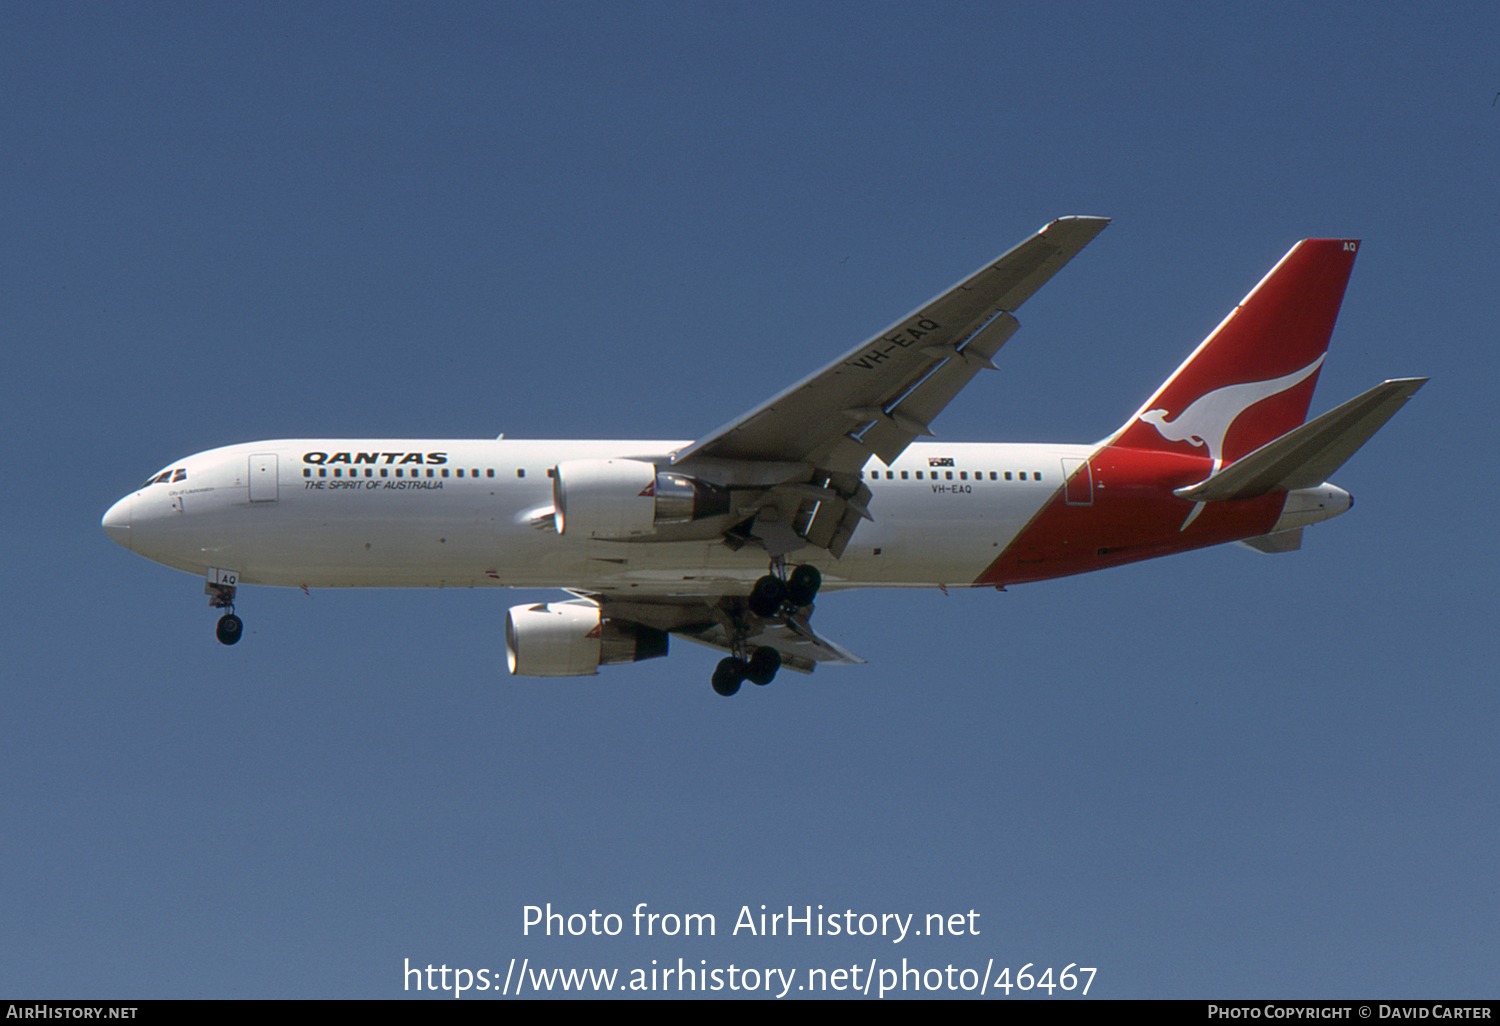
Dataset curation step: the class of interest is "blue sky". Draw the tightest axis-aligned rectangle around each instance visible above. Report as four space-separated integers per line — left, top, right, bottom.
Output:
3 2 1496 999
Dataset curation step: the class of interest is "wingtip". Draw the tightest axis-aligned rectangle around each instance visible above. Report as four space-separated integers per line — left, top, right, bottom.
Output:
1381 376 1430 393
1041 215 1112 240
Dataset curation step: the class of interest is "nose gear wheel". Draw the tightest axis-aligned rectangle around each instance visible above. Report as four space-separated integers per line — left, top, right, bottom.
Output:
215 612 243 646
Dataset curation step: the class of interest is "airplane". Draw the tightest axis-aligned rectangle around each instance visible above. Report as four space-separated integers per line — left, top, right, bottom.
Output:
101 217 1425 696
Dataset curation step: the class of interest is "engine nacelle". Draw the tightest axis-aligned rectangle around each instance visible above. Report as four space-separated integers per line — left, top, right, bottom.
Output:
552 459 730 538
505 601 669 677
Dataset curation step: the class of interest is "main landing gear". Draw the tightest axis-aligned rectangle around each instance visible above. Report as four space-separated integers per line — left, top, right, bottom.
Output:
207 576 242 646
712 562 821 697
747 563 821 617
712 646 783 697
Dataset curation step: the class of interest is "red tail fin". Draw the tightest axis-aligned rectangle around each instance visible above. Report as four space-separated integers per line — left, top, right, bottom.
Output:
1111 239 1360 468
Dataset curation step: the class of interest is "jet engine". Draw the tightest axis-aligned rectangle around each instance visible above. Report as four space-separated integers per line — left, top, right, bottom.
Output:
505 601 669 676
552 459 730 538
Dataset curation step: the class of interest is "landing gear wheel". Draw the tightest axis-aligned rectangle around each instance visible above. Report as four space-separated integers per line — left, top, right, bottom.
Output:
215 613 243 646
746 646 781 686
748 575 787 618
712 657 748 696
786 564 822 607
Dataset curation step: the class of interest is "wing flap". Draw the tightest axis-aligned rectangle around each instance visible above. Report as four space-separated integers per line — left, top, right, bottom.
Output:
843 313 1021 465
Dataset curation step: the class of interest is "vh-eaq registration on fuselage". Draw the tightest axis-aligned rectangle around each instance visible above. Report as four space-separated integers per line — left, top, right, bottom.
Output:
102 218 1424 696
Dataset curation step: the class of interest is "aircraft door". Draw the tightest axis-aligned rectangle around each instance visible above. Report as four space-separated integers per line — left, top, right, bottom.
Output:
1061 457 1093 506
249 454 279 502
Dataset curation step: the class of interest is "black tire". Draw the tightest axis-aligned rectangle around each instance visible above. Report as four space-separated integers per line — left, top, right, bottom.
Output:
786 564 822 607
712 657 747 697
216 613 243 646
746 646 781 686
748 575 787 618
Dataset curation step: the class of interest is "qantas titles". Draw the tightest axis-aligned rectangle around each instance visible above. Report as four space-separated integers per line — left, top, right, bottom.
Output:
303 451 448 466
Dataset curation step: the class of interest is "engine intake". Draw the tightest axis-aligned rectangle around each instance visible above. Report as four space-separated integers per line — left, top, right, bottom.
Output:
552 459 730 538
505 601 669 676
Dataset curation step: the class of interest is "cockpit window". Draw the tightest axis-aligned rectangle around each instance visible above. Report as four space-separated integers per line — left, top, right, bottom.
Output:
142 468 186 487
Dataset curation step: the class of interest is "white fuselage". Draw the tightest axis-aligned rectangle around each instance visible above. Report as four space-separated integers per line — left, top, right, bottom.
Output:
102 438 1093 594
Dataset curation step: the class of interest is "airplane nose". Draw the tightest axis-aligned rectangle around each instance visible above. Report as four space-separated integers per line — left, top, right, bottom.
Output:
102 494 133 551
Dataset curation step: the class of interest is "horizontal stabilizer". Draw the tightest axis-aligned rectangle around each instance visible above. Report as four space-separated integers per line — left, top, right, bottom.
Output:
1175 378 1427 502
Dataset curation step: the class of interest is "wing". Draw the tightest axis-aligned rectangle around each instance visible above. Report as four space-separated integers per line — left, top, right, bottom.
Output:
592 594 863 675
662 216 1108 559
671 216 1110 472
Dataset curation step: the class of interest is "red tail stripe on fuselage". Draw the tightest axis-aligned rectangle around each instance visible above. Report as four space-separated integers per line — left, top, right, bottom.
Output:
973 447 1284 587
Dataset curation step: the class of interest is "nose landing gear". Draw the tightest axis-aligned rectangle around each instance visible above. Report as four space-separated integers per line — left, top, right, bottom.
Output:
206 571 242 646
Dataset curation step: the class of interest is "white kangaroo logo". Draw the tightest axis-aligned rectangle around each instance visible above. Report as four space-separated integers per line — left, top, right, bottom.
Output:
1140 354 1325 469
